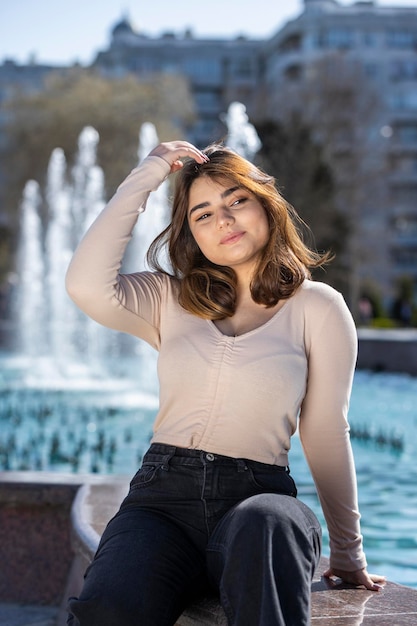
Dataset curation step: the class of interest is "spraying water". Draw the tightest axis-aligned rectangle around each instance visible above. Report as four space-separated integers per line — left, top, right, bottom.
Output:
13 126 125 372
15 180 45 357
224 101 261 161
45 148 73 363
122 122 170 274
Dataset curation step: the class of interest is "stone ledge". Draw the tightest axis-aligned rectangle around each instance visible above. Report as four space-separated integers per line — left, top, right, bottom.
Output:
67 478 417 626
0 471 83 606
357 328 417 375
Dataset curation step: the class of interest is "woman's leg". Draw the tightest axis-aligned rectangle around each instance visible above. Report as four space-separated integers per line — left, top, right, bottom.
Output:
67 507 208 626
206 493 322 626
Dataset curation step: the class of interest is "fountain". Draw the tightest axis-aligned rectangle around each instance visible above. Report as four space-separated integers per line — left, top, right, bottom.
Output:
222 102 261 161
10 123 173 380
15 180 45 358
0 105 416 588
123 122 171 274
13 128 108 372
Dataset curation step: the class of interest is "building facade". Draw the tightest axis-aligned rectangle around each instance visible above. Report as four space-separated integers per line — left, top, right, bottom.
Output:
262 0 417 309
92 19 264 147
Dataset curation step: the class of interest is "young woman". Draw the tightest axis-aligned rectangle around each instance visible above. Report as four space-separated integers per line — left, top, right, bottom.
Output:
66 140 384 626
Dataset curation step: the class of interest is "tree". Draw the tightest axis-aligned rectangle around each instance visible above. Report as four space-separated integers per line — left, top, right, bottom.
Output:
254 116 350 291
257 52 387 316
0 67 196 279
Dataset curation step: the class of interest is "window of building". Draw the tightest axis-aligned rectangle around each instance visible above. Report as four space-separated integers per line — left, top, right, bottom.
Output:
390 155 417 174
390 60 417 81
364 62 378 78
231 57 253 79
391 246 417 267
392 215 417 236
363 31 378 47
278 33 302 53
183 58 222 81
194 90 221 109
386 30 416 48
162 61 182 75
395 123 417 142
284 64 303 81
314 29 354 49
391 185 417 206
389 93 417 110
130 58 157 74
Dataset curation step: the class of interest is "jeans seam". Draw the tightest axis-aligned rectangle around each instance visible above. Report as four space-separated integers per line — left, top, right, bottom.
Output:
201 459 210 539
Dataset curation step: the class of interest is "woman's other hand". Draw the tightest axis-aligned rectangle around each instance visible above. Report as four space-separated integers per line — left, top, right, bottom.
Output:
149 141 209 173
323 567 386 591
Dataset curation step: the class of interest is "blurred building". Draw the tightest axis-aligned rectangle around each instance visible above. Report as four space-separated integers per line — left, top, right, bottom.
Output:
92 19 264 147
1 0 417 306
262 0 417 309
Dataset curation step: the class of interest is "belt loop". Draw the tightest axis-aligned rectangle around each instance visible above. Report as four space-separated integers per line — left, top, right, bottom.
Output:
237 459 247 472
161 446 176 470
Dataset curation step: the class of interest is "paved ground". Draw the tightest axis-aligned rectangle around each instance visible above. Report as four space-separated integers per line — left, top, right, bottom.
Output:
0 604 58 626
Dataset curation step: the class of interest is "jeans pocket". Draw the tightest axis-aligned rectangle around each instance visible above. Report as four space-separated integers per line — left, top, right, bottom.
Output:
246 463 298 497
129 462 161 491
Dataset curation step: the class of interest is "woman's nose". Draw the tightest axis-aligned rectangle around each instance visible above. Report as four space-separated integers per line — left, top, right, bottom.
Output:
217 207 234 228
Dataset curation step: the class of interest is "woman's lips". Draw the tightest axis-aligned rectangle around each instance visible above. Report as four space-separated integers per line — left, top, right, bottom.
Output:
220 231 245 245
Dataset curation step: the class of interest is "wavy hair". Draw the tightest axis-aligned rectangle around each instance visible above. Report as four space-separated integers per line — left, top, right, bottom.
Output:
147 144 332 319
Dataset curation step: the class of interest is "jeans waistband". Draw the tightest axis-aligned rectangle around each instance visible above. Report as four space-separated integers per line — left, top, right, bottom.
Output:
147 442 288 472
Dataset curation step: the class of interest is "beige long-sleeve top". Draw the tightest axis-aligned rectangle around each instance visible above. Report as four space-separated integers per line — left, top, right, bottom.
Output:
66 155 366 572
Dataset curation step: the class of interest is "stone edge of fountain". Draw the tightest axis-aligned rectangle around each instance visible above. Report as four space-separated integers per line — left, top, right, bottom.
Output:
357 328 417 376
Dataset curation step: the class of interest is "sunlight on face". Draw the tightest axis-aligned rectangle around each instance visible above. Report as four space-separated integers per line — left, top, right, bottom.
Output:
187 177 270 277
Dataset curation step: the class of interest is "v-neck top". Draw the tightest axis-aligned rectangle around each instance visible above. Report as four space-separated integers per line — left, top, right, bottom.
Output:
66 156 366 572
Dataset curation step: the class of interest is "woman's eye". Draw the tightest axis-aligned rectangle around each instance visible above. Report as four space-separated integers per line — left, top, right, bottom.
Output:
231 197 247 207
196 212 210 221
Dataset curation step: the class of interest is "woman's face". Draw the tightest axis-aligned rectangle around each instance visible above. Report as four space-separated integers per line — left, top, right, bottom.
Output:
187 176 270 279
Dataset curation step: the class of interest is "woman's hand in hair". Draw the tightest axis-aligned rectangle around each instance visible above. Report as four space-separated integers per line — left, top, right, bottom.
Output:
149 141 209 174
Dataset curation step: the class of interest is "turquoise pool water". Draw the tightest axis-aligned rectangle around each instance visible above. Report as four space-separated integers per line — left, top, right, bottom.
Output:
0 356 416 588
291 370 417 589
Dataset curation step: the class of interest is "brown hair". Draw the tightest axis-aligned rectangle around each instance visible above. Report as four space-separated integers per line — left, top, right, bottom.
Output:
147 144 331 320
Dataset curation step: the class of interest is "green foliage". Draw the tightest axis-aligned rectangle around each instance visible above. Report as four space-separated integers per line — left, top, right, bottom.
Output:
0 67 195 281
370 317 397 329
395 275 414 302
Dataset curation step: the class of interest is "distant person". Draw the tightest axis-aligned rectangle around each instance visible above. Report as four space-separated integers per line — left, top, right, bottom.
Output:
66 140 385 626
358 295 374 326
392 297 412 327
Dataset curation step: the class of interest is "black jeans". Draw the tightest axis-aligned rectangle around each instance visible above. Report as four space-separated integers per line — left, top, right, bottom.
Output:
67 443 322 626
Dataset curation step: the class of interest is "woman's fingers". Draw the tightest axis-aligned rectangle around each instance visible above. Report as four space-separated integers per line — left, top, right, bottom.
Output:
149 141 208 170
323 567 386 591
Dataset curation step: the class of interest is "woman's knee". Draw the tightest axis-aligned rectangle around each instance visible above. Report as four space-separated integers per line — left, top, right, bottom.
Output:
208 493 321 566
223 493 306 533
207 493 321 605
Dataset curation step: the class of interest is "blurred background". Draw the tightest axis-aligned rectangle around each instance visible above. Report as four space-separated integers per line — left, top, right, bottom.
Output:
0 0 417 590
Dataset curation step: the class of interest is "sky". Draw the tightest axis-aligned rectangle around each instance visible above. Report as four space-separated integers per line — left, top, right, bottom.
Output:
1 0 417 66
